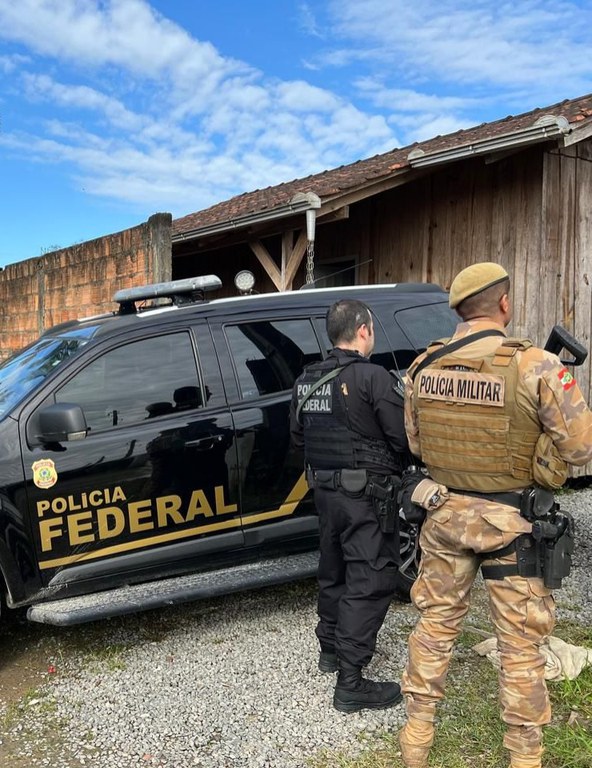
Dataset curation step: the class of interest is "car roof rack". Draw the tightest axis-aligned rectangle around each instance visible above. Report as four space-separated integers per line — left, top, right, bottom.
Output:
113 275 222 314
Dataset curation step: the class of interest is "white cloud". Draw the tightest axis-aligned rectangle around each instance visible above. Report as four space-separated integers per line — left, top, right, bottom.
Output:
298 0 592 146
0 0 401 214
328 0 592 94
22 73 144 131
298 3 324 39
0 0 235 88
1 0 590 227
389 113 472 144
275 81 340 113
354 80 479 114
0 52 29 73
352 81 482 143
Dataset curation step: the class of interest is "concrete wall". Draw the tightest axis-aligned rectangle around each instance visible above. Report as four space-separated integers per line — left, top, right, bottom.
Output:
0 213 172 360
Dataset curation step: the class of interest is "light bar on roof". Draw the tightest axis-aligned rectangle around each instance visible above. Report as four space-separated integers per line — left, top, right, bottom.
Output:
113 275 222 306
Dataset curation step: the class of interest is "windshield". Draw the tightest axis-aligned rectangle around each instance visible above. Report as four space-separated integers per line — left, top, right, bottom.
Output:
0 327 97 418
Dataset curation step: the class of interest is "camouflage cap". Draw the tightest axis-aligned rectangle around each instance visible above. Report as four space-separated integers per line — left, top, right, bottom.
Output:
448 262 509 309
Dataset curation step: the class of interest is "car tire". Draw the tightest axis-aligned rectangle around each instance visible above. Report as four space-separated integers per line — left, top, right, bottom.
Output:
395 514 420 603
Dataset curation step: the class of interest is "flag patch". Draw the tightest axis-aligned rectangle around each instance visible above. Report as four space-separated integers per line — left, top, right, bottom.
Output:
558 368 576 391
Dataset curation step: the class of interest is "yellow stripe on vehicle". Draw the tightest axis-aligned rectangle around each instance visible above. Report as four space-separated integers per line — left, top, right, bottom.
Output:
38 473 311 570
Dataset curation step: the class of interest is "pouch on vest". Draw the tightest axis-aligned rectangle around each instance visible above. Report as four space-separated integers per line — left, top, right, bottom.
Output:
339 468 368 494
532 433 568 490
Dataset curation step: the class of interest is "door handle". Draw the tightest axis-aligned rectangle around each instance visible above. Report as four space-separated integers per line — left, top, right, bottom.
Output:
184 435 224 450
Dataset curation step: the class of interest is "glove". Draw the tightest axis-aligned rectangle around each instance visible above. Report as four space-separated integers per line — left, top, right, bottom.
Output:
398 468 449 525
411 478 449 510
398 467 429 525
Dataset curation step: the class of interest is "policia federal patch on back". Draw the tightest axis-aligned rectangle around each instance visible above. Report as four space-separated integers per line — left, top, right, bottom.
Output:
417 370 506 407
296 380 334 414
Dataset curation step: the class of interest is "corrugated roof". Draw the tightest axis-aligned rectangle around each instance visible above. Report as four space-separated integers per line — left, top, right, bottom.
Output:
173 92 592 238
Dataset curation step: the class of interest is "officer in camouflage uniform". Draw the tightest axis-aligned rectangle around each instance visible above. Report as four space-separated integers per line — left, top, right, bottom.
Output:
398 263 592 768
290 299 408 713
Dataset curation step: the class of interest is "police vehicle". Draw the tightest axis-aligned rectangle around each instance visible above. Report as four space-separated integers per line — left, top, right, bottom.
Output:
0 274 457 626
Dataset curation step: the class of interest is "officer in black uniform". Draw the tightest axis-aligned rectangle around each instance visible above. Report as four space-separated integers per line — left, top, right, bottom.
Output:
290 299 409 713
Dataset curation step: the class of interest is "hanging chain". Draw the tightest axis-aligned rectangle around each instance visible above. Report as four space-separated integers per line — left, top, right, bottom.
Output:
305 241 315 285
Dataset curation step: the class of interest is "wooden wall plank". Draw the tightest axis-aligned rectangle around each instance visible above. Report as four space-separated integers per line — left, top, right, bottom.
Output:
539 150 562 342
511 150 543 341
557 147 577 337
573 140 592 417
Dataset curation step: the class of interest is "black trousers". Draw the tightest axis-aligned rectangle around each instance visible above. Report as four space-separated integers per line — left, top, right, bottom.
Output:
314 486 399 668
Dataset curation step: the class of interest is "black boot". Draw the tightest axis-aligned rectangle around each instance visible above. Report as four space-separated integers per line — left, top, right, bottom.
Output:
318 646 338 673
333 660 402 713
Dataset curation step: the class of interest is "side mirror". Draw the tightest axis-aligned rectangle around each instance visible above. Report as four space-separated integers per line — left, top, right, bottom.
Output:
37 403 88 444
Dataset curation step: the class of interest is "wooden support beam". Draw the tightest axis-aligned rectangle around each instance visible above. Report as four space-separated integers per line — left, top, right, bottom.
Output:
283 229 308 290
251 219 336 291
281 231 292 291
318 205 349 224
249 239 282 291
319 170 428 214
251 230 308 292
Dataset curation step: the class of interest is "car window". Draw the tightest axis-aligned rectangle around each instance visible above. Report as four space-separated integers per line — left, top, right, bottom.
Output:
192 324 226 409
225 319 323 399
395 303 458 373
0 327 97 419
56 332 202 431
395 303 457 352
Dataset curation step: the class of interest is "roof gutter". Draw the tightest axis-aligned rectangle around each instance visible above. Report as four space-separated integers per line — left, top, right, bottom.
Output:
172 191 321 243
407 115 571 168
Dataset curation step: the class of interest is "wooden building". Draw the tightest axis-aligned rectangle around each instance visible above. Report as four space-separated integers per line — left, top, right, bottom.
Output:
172 92 592 407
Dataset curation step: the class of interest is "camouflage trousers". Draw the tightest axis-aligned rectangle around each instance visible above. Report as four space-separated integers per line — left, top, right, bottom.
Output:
401 493 555 755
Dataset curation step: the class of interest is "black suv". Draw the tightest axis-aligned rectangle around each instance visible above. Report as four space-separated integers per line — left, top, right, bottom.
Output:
0 276 457 626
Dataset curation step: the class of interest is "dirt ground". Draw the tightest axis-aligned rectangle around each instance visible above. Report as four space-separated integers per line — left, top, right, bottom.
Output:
0 609 60 765
0 607 120 766
0 608 52 706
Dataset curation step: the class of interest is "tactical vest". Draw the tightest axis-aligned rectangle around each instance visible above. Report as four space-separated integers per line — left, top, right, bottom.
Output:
297 356 395 472
413 338 543 492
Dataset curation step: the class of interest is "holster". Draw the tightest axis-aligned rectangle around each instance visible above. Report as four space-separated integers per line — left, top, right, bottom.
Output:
519 486 575 588
306 466 400 535
366 475 400 534
519 486 556 520
532 511 575 589
482 486 575 590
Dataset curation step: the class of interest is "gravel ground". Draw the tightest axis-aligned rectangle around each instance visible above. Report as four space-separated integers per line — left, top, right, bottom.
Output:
1 487 591 768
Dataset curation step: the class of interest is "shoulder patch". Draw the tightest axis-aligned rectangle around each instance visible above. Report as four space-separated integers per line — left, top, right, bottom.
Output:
558 368 576 391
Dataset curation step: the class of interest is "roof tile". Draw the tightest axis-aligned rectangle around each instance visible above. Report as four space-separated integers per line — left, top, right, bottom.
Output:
173 92 592 237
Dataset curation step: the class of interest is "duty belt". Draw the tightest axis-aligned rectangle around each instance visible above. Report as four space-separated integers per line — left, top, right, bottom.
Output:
307 468 394 497
450 488 523 510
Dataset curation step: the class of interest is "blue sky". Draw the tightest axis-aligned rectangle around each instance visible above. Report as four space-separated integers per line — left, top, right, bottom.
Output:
0 0 591 268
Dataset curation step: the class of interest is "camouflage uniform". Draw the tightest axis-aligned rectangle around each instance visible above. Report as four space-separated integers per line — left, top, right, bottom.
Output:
401 319 592 766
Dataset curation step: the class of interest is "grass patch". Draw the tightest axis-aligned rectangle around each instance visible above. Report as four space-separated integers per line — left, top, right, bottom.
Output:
554 621 592 648
81 642 128 672
2 688 39 729
309 626 592 768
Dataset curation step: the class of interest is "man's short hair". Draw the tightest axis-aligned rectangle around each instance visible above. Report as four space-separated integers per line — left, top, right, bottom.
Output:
456 277 510 320
326 299 372 345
